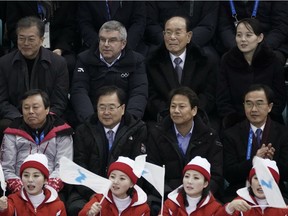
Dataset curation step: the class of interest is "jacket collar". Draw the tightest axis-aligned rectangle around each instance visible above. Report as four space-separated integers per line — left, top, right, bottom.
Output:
12 47 52 65
20 185 58 203
168 185 212 208
106 184 147 206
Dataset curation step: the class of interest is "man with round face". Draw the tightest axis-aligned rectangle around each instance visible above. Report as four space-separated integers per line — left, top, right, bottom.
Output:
67 85 147 216
1 89 73 196
70 20 147 125
146 86 222 215
146 15 216 122
0 16 69 144
222 84 288 202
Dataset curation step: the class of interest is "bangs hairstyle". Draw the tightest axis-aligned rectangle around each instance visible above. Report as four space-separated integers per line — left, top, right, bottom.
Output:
21 89 50 109
236 18 263 36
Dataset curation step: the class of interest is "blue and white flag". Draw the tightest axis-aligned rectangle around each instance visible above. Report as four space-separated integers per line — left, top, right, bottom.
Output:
59 157 112 196
253 156 286 208
142 162 165 197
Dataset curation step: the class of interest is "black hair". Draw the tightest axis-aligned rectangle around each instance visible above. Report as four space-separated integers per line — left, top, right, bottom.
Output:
178 184 210 207
243 84 274 104
94 85 126 110
169 86 199 109
21 89 50 109
236 18 263 36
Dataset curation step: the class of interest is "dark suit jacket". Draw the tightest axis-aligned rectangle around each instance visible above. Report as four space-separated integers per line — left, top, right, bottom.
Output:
146 44 216 120
223 117 288 197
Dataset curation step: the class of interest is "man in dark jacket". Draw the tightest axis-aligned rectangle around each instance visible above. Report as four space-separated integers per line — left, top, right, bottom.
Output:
70 20 148 124
146 16 216 122
146 86 223 215
67 85 147 216
0 16 69 143
222 84 288 202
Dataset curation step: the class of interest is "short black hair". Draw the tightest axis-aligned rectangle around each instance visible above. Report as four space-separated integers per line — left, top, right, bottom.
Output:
244 84 274 104
95 85 126 107
16 16 45 37
21 89 50 109
169 86 199 109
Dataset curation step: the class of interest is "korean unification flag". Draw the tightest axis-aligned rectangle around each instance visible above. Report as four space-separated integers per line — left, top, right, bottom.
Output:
142 162 165 198
253 156 286 208
59 157 112 196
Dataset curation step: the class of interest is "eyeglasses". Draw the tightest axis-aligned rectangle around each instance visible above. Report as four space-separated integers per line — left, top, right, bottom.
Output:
163 30 186 37
99 37 122 45
97 104 122 112
244 101 268 109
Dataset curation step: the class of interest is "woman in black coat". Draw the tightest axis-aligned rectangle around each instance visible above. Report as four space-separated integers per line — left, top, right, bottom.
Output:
217 18 286 127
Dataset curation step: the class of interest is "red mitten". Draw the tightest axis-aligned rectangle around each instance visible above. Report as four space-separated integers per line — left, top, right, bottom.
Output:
6 179 23 193
47 178 64 192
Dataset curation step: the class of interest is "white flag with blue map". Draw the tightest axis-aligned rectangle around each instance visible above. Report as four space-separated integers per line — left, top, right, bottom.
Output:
253 156 286 208
59 156 112 196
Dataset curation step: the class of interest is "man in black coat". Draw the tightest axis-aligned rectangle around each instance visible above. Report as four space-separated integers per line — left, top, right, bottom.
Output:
222 84 288 202
146 16 216 122
70 20 148 124
0 16 69 143
67 85 147 216
146 86 223 215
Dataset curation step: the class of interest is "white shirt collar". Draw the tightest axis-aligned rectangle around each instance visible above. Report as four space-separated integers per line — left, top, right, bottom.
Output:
104 122 120 134
170 49 187 67
100 52 122 67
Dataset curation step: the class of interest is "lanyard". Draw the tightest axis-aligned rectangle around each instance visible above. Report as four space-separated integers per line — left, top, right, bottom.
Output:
105 0 111 20
37 3 46 22
34 131 45 145
229 0 259 24
246 128 254 160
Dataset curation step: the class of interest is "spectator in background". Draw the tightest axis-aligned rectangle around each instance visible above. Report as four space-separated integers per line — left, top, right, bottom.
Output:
6 1 79 83
0 16 69 143
222 84 288 202
77 1 147 55
146 16 216 124
216 1 288 65
145 1 219 60
146 86 222 215
0 89 73 199
70 20 147 124
67 86 147 216
217 18 286 127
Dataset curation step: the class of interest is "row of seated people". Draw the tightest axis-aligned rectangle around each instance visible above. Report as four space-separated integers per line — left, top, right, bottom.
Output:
1 83 288 215
0 152 286 215
0 1 287 72
0 15 286 135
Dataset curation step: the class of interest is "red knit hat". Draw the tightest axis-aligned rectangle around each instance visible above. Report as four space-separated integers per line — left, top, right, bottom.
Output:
20 153 49 179
183 156 211 182
249 159 280 184
108 156 138 184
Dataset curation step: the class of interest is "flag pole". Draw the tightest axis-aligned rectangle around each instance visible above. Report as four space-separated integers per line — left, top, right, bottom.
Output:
160 165 165 216
99 194 106 204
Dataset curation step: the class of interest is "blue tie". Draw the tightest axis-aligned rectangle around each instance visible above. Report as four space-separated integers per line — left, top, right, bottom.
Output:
107 130 114 150
256 128 262 147
174 57 183 83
